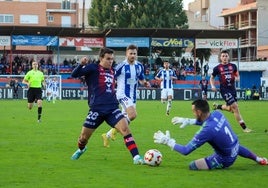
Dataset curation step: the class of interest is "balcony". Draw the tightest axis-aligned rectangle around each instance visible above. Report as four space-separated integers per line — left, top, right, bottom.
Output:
240 38 256 47
220 19 257 30
46 9 76 13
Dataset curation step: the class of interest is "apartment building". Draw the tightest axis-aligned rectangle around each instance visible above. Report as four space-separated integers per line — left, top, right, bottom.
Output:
0 0 81 27
0 0 91 51
187 0 240 29
220 0 268 60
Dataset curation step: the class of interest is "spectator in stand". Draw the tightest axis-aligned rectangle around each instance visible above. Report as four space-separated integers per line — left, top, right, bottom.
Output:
195 60 201 75
203 63 209 77
179 66 186 80
181 57 186 67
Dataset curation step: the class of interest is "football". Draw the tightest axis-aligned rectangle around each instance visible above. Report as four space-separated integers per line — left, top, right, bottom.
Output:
144 149 162 166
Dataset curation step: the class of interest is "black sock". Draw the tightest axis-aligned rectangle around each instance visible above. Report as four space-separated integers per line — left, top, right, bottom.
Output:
38 107 42 120
240 122 247 129
217 105 222 110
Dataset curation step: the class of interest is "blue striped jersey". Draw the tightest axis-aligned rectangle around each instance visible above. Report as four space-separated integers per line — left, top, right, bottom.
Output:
115 60 145 103
155 69 176 89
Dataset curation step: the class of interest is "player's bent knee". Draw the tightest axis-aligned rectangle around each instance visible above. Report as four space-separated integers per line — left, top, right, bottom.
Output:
115 123 131 136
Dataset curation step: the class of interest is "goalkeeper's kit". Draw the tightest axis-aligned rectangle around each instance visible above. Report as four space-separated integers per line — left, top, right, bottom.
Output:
171 117 197 128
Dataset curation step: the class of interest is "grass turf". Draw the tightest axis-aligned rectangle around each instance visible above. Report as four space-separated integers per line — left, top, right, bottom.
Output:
0 99 268 188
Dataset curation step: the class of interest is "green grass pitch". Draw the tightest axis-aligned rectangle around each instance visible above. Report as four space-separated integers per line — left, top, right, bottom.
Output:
0 99 268 188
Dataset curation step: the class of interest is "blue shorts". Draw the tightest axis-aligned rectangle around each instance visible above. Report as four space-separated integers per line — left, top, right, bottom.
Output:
83 108 125 129
205 153 237 169
220 88 237 105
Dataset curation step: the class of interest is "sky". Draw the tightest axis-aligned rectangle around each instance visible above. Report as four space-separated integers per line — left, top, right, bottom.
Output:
183 0 195 10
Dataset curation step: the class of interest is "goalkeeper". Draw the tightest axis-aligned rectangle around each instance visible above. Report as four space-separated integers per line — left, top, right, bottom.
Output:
153 99 267 170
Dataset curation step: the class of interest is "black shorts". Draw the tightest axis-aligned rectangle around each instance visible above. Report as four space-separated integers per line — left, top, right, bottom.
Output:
27 88 42 103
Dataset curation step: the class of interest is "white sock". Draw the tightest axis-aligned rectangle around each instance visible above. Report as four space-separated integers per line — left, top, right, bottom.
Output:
133 155 141 160
106 129 113 139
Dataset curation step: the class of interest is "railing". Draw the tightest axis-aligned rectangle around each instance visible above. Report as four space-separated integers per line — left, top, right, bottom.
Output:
219 19 257 30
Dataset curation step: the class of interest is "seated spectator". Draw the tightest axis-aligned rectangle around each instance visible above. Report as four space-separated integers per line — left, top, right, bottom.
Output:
252 91 259 100
244 88 251 100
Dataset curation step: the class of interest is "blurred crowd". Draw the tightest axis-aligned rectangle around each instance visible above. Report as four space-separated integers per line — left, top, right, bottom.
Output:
1 53 205 83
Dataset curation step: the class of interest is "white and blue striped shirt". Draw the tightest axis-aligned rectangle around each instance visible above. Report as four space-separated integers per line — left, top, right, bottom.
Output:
155 69 176 89
115 60 145 103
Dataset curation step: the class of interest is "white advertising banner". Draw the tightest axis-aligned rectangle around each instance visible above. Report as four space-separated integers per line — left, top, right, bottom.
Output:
0 36 10 46
195 38 238 49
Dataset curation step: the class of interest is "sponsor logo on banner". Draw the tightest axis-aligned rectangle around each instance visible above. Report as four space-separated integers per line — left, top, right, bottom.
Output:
12 35 58 46
195 39 238 49
59 37 104 47
0 36 10 46
151 38 194 47
106 37 149 47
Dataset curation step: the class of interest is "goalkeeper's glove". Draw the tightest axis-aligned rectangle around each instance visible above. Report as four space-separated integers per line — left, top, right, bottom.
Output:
171 117 196 128
153 130 176 149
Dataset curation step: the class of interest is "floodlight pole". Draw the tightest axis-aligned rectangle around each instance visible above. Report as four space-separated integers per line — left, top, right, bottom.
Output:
82 0 85 31
237 37 241 89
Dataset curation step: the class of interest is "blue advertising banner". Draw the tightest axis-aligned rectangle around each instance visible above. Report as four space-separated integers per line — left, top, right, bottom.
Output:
106 37 149 47
151 38 194 47
12 35 59 46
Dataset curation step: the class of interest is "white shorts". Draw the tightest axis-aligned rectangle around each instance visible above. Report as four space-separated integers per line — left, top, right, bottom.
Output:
161 88 174 99
118 96 136 113
46 88 52 94
52 91 59 97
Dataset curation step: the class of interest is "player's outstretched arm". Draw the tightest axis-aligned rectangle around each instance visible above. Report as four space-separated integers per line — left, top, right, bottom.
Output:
153 130 196 155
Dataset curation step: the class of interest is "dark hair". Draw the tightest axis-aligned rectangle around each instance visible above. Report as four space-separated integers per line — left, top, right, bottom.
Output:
99 47 114 58
192 99 210 113
220 49 229 55
126 44 138 51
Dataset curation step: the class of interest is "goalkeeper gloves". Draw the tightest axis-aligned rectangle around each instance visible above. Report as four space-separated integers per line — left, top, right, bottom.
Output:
171 117 196 128
153 130 176 149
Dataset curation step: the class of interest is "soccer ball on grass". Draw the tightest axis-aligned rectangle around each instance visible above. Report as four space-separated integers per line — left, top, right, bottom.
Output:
144 149 162 166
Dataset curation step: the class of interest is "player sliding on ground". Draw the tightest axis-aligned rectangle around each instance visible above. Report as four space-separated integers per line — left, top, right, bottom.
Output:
154 99 267 170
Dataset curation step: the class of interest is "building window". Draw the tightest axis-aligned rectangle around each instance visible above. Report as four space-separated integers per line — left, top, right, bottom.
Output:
0 14 14 23
62 0 71 10
48 15 54 22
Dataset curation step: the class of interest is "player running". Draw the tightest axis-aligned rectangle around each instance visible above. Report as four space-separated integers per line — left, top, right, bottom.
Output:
70 48 144 164
210 50 251 133
155 60 177 115
102 44 149 147
22 61 45 123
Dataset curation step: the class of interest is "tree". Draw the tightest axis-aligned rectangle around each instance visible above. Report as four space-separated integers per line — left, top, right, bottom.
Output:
88 0 188 29
191 48 212 75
